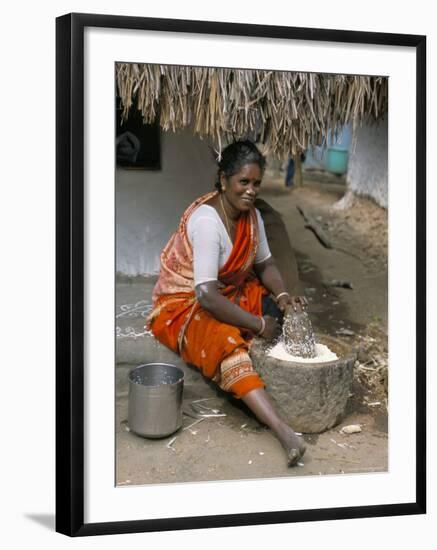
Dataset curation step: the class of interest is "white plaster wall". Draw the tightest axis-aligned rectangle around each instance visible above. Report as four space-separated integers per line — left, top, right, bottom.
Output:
347 117 388 208
116 127 216 275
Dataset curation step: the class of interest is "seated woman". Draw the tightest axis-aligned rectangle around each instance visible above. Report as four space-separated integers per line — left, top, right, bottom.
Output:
147 140 307 466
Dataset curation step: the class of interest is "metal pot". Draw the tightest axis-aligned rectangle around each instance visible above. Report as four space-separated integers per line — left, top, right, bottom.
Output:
128 363 184 438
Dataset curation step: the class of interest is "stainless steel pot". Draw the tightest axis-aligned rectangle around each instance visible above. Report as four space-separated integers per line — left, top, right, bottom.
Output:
128 363 184 438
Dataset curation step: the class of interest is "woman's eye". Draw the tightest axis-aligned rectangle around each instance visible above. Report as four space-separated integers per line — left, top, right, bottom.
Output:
239 179 261 187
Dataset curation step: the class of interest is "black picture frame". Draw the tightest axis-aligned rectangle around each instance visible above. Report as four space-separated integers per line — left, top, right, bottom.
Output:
56 12 426 537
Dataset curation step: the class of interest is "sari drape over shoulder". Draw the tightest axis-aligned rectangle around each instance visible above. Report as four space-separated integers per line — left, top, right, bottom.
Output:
147 191 267 398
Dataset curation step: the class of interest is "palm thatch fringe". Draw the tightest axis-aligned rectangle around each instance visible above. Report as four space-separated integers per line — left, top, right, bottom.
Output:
116 63 388 159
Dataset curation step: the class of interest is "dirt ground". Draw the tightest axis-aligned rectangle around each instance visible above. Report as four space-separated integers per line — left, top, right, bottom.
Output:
115 170 388 486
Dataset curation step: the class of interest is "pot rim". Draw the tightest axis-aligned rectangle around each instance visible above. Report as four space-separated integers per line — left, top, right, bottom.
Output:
128 362 184 387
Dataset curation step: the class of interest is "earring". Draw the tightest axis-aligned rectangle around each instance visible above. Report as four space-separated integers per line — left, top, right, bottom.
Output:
221 185 226 192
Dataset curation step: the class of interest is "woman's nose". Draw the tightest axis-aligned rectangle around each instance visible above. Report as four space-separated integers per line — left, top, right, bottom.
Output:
247 184 257 195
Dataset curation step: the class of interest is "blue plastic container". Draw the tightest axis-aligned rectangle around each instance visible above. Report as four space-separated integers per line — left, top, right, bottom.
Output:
326 147 349 175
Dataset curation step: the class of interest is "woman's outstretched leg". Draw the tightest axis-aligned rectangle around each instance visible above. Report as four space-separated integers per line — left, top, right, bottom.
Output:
241 388 306 466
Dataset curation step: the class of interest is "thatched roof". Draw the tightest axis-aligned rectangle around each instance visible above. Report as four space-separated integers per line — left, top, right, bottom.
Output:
116 63 388 158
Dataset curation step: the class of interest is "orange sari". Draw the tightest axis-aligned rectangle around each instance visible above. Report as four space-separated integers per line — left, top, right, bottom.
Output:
148 192 267 398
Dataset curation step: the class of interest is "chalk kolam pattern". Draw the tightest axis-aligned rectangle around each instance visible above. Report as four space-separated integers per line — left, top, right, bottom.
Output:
116 300 153 339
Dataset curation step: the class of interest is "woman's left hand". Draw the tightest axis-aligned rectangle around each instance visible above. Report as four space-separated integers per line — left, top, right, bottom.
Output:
277 293 308 313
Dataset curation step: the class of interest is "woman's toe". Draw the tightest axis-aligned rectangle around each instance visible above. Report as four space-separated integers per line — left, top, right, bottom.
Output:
287 448 300 467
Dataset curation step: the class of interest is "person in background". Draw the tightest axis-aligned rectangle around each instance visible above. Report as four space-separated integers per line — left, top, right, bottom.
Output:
284 152 306 187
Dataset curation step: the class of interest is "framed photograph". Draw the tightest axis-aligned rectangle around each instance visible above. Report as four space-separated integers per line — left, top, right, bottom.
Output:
56 13 426 536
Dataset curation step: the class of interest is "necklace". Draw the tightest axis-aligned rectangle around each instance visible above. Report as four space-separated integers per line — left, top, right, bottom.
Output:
219 193 234 238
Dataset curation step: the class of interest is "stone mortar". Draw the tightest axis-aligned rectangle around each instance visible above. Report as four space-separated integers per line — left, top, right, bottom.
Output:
250 334 357 434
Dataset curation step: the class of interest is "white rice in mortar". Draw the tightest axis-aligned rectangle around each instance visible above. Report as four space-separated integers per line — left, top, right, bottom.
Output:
268 341 338 363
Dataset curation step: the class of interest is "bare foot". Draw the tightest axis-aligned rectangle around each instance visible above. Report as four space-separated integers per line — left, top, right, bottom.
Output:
276 424 306 467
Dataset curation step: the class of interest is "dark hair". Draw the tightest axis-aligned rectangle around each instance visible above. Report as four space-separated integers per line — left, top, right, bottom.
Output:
214 140 266 191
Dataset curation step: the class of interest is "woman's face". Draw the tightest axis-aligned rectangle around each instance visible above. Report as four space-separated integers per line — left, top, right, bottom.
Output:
221 163 263 212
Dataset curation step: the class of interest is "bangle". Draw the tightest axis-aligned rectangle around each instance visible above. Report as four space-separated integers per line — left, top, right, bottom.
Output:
275 291 290 301
256 316 266 336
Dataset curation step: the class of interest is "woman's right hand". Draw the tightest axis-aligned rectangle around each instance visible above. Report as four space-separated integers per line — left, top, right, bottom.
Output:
260 315 281 340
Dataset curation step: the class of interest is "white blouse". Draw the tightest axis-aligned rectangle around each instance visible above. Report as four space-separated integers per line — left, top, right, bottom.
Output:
187 204 272 286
